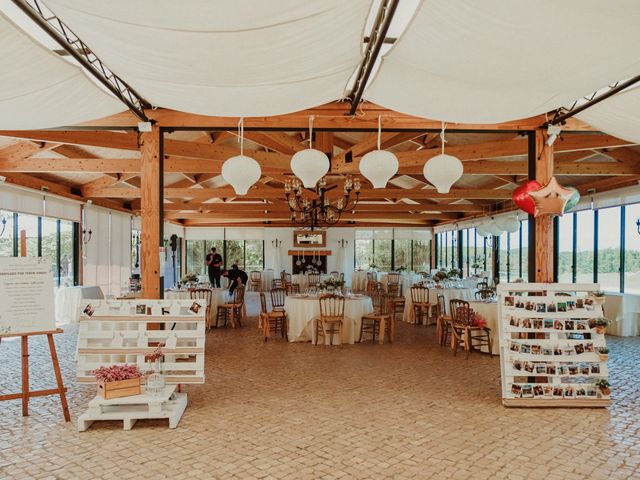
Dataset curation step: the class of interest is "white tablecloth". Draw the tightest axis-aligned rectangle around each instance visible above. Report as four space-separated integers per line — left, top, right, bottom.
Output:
379 272 422 294
55 286 104 325
468 300 500 354
284 295 373 345
403 287 475 322
165 288 228 326
603 293 640 336
292 273 333 292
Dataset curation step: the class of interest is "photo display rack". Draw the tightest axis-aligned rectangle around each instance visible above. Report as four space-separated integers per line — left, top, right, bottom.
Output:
77 299 206 385
497 283 610 407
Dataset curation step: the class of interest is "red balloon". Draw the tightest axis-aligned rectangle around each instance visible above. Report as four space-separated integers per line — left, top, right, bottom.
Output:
512 180 542 215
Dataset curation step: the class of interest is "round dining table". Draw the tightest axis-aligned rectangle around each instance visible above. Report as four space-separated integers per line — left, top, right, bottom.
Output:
284 294 373 345
403 286 475 323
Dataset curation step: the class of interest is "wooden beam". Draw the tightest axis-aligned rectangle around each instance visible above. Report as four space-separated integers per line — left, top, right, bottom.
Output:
535 130 554 283
140 126 162 299
0 158 140 173
165 211 455 221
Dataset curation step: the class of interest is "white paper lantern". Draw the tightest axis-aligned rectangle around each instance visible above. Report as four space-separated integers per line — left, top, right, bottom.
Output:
476 223 491 237
487 220 503 236
221 155 261 195
290 149 329 188
423 153 464 193
501 216 521 233
359 150 398 188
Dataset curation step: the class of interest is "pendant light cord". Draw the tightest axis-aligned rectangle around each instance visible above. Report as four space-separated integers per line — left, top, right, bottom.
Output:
308 115 314 149
440 121 447 155
377 115 382 150
238 117 244 156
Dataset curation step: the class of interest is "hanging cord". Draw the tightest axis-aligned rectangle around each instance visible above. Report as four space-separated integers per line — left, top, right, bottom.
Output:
308 115 314 149
439 121 448 155
377 115 382 150
237 117 245 156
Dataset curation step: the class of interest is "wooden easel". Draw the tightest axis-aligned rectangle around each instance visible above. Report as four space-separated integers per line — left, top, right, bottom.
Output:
0 328 70 422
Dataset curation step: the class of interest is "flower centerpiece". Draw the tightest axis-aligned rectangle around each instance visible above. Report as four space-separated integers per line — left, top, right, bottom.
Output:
181 272 198 285
144 344 166 397
593 317 609 334
397 266 407 273
595 378 610 396
433 269 448 283
596 347 609 361
589 290 606 305
305 265 319 275
323 278 345 292
92 364 142 399
447 268 461 279
471 255 483 275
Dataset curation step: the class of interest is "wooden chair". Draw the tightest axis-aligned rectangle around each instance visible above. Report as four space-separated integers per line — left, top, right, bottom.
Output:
270 287 287 312
366 280 380 298
475 288 494 300
189 288 214 330
386 282 405 322
436 294 452 346
249 270 262 292
271 278 283 289
329 271 339 278
315 294 345 346
259 292 287 341
216 286 245 328
477 280 489 291
281 272 299 294
366 271 378 283
386 272 401 287
360 289 393 344
449 299 492 358
410 286 436 326
308 273 321 288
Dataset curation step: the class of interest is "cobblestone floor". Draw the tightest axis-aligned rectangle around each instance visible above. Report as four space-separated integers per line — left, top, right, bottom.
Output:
1 294 639 479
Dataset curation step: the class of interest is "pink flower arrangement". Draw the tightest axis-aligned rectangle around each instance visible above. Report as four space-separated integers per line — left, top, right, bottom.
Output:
472 313 487 328
144 343 165 363
92 364 142 384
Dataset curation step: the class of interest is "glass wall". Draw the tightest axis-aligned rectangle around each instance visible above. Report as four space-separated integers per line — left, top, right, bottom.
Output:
624 203 640 293
575 210 595 283
557 213 574 283
185 239 263 274
412 239 430 273
0 211 15 256
355 232 430 271
597 206 621 292
393 239 411 270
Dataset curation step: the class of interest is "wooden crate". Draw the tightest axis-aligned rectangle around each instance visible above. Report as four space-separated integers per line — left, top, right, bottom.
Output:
98 378 141 400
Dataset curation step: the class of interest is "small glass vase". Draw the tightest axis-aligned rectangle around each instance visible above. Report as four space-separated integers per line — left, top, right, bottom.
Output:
146 358 166 397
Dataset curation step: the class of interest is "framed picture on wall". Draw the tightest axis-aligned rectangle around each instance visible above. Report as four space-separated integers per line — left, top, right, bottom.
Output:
293 230 326 248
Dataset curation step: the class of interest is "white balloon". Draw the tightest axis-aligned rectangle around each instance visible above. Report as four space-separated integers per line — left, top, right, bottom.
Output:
487 220 503 236
290 148 329 188
221 155 261 195
423 153 464 193
502 216 521 233
359 150 398 188
476 224 491 237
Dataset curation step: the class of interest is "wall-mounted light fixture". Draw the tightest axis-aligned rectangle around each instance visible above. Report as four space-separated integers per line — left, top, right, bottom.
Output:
271 239 282 248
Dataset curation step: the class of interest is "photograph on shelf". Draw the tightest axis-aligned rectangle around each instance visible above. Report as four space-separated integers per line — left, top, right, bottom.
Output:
574 343 585 355
591 364 600 374
531 344 541 355
546 364 556 375
533 319 543 329
543 386 553 397
135 304 147 315
565 320 575 330
509 316 519 327
521 385 533 398
576 387 587 397
576 299 584 309
510 342 520 353
557 302 567 312
533 385 544 397
564 386 574 398
83 304 95 317
524 362 534 373
576 320 587 331
521 343 531 354
542 347 554 356
553 387 564 398
544 319 554 329
547 303 557 313
504 296 514 307
567 301 576 311
522 318 532 329
535 363 546 374
580 364 590 375
515 299 525 309
189 301 202 314
536 303 546 313
511 384 522 396
554 320 564 330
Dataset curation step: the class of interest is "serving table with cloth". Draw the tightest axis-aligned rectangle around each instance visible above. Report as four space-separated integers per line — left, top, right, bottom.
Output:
55 286 104 325
467 300 500 354
284 294 373 345
403 287 475 323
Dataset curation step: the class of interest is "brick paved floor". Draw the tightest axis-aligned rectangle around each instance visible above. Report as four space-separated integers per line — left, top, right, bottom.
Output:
1 293 639 479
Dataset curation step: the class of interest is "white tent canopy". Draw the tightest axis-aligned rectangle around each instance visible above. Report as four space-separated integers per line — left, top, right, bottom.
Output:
576 86 640 144
45 0 373 117
0 11 123 129
365 0 640 124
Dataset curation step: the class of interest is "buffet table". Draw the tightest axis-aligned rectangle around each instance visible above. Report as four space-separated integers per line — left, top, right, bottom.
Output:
403 286 475 322
284 295 373 345
165 288 228 327
55 285 104 325
467 300 500 354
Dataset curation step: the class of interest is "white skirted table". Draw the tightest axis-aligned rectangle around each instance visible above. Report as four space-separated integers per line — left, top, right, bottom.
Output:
55 286 105 325
403 287 475 323
603 293 640 336
379 272 422 294
284 295 373 345
165 288 228 327
467 300 500 354
351 271 370 292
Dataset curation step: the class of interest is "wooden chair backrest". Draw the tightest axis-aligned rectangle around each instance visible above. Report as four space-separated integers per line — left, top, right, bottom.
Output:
387 272 401 285
411 285 430 304
250 271 262 282
270 287 287 309
308 273 320 285
387 282 401 298
272 278 283 289
450 299 472 325
319 294 345 320
189 288 213 305
233 286 245 305
437 294 446 316
329 271 339 277
259 292 268 314
366 271 377 281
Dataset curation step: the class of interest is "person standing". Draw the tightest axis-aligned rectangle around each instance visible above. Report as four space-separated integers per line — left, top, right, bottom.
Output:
206 247 223 288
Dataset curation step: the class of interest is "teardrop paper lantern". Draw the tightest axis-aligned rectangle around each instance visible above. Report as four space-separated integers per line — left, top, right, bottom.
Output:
359 150 399 188
423 154 464 194
512 180 542 215
290 149 329 188
563 186 581 213
221 155 261 195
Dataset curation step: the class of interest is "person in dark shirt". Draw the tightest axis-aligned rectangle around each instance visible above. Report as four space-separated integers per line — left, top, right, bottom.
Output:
205 247 223 288
224 264 248 295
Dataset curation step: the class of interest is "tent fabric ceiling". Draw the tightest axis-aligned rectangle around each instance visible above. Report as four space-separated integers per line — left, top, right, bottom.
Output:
0 11 123 129
45 0 373 117
576 86 640 144
365 0 640 124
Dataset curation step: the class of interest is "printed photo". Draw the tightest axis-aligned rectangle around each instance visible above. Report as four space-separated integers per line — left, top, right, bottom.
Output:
568 364 578 375
535 363 547 374
524 361 534 373
510 342 520 353
547 303 557 313
576 321 587 331
580 364 590 375
544 319 554 329
543 386 554 397
591 364 600 374
587 388 597 397
576 298 585 309
563 346 575 356
576 387 586 397
531 344 541 355
189 301 202 314
557 302 567 313
533 319 543 330
83 304 95 317
521 385 534 398
522 318 532 329
511 384 522 396
567 300 576 311
509 316 519 327
574 343 585 355
554 346 563 356
543 347 554 356
515 299 525 309
585 343 595 352
557 365 568 375
135 304 147 315
554 320 564 330
536 303 546 313
553 387 564 397
546 364 556 375
520 343 531 354
584 298 594 306
504 296 514 307
525 301 535 311
513 360 523 371
565 320 575 331
564 386 574 398
533 385 545 397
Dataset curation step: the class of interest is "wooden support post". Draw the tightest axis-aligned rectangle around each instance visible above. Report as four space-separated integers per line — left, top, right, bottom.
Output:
140 126 163 299
20 230 26 256
534 129 554 282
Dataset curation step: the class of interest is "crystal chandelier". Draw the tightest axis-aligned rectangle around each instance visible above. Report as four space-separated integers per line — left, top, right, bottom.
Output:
284 176 361 230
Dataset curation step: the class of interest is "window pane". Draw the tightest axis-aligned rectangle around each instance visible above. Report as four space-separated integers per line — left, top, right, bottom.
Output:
0 211 14 256
186 240 205 275
225 240 244 270
413 240 430 273
520 220 529 281
60 221 74 287
597 206 621 292
624 203 640 293
557 214 574 283
508 230 520 281
394 239 411 270
575 210 594 283
374 239 392 272
355 239 373 269
498 231 509 281
41 217 58 283
245 240 263 271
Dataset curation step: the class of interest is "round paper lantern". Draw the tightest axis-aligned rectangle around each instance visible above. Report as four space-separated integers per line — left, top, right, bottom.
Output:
563 186 581 213
501 216 521 233
423 154 464 194
486 220 503 236
476 224 491 237
221 155 261 195
359 150 398 188
290 149 330 188
512 180 542 215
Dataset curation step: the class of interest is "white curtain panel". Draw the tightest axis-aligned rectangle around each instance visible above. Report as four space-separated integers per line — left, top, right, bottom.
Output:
109 211 132 296
0 12 123 129
46 0 373 117
576 86 640 144
366 0 640 123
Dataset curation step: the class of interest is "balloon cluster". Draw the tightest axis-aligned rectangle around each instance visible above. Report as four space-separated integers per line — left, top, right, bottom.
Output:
512 177 580 217
476 215 521 237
